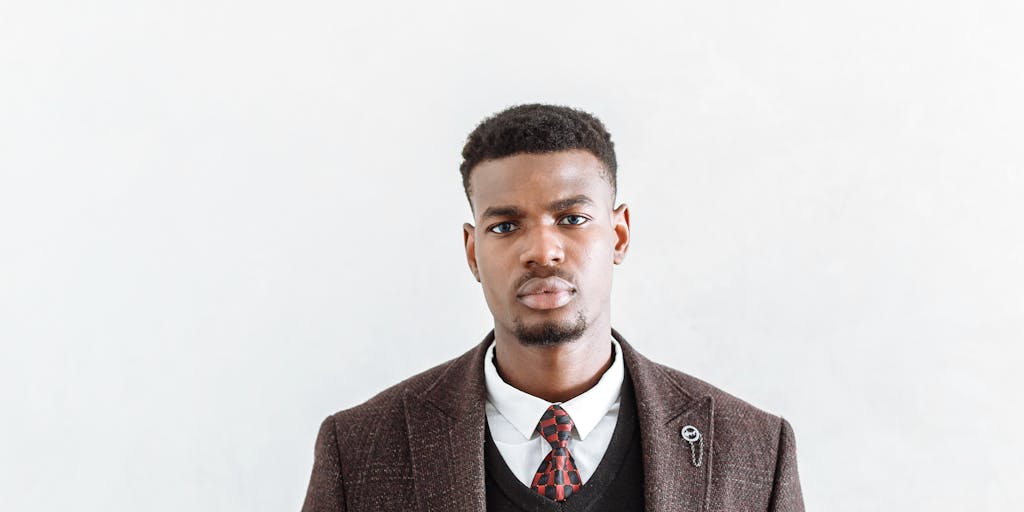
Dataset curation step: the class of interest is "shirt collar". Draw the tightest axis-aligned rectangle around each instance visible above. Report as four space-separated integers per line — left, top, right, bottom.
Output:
483 336 625 441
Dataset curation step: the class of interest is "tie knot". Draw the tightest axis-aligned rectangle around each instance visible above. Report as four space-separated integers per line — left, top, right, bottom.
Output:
536 404 574 448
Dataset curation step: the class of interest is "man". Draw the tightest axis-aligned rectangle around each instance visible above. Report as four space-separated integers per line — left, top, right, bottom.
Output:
302 104 804 511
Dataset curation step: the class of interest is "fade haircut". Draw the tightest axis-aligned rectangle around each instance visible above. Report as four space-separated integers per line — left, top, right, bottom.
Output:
459 104 617 208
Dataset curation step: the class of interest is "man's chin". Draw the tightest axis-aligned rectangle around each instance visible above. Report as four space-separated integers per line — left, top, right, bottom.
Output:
511 311 587 347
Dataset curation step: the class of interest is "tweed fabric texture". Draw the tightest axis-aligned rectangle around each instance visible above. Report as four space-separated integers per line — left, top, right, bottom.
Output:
301 328 805 511
531 404 582 501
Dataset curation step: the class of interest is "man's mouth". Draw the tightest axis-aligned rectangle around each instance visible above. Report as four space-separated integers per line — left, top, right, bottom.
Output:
516 277 576 310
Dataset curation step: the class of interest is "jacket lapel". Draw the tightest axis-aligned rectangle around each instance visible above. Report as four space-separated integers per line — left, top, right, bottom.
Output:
404 333 492 512
616 328 714 512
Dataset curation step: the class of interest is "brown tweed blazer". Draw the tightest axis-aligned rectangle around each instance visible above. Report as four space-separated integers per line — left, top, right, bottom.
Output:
302 328 804 511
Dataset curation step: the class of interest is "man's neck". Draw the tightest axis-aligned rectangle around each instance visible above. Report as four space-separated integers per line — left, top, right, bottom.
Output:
492 322 614 403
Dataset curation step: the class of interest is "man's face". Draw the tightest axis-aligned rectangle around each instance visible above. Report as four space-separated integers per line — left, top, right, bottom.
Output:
462 150 630 346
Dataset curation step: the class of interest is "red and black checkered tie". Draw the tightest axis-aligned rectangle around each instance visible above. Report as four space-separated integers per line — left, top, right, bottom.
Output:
531 404 582 501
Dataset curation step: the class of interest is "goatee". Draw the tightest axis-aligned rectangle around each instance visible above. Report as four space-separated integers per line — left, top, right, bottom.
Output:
511 310 588 346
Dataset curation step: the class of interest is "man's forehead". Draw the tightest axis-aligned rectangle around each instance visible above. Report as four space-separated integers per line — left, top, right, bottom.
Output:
469 151 614 214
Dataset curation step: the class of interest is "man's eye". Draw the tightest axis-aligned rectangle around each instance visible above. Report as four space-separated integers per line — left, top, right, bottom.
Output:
559 215 588 226
488 222 518 234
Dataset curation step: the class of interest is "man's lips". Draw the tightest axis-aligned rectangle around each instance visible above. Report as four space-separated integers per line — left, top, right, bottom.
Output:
516 277 576 310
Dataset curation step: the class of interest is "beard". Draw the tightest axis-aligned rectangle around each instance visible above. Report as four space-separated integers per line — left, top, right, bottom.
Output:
511 309 588 346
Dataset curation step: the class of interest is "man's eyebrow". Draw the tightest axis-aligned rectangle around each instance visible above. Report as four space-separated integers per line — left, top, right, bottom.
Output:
480 205 524 221
548 195 595 212
479 195 596 221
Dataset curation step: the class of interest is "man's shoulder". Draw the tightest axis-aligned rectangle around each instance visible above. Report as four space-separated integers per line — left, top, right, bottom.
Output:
616 328 785 428
639 355 790 441
321 343 481 434
333 357 456 418
625 346 804 509
661 359 779 415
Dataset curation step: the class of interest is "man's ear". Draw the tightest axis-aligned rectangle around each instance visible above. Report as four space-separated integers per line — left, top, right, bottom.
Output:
612 203 630 264
463 223 481 282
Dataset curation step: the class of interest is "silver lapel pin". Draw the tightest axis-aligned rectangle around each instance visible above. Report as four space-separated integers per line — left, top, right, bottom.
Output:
680 425 703 467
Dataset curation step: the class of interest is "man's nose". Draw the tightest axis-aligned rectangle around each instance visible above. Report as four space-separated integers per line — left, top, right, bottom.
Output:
519 225 565 267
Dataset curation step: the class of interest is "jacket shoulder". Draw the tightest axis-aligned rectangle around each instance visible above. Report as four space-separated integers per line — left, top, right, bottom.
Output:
326 351 463 433
652 360 802 508
657 361 783 425
618 330 787 437
310 350 471 509
653 361 792 457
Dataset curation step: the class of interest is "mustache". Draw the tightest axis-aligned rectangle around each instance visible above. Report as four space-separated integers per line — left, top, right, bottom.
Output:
514 268 575 291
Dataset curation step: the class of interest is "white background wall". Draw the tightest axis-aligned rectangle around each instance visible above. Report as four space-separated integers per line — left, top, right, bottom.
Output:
2 1 1022 510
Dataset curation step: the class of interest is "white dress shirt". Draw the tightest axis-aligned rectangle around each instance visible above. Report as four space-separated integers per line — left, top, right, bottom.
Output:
483 337 625 487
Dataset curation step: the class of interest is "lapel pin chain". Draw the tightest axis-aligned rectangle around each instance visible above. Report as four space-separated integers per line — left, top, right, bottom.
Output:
680 425 703 467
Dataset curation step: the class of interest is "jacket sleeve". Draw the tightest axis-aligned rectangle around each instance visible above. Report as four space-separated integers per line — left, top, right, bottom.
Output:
767 417 805 512
301 415 347 512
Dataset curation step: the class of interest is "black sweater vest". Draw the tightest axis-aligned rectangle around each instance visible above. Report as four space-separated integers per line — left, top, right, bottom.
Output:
483 373 645 512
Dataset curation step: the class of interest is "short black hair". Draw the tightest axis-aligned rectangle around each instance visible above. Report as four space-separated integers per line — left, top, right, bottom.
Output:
459 104 617 207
